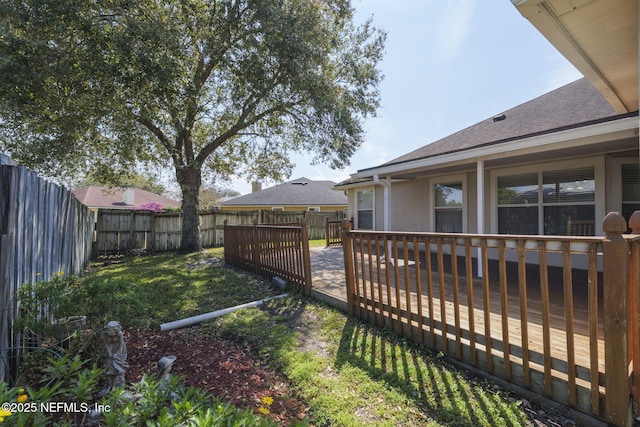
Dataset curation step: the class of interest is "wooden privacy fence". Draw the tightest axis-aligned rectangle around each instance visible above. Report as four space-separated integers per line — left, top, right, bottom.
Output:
223 220 312 295
341 212 640 426
93 209 344 257
0 154 94 384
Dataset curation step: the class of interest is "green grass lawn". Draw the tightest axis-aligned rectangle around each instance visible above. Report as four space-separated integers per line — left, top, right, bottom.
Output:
80 249 280 329
213 297 529 427
73 249 533 426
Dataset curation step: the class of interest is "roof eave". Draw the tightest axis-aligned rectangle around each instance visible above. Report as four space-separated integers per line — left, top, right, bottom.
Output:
512 0 638 114
351 114 638 179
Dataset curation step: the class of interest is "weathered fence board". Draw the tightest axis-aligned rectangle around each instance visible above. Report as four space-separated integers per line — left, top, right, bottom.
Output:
0 156 94 383
93 209 344 257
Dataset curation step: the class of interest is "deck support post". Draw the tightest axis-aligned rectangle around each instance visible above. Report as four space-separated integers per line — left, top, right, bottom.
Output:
300 219 312 295
602 212 633 427
342 220 356 315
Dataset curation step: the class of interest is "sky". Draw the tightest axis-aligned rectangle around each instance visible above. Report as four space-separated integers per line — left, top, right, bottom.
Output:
228 0 583 195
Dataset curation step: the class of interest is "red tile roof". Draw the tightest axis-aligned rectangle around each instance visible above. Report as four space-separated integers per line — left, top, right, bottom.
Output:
71 186 181 210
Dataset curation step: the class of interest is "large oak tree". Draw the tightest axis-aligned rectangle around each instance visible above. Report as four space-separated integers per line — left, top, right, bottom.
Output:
0 0 385 251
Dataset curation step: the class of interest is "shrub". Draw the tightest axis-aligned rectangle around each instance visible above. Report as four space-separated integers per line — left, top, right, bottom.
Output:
137 202 164 212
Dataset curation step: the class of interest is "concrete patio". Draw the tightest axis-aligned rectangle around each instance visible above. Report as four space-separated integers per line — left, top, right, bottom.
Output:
308 246 347 310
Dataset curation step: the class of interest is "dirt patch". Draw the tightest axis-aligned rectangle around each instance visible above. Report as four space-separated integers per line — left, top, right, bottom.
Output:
294 309 331 358
125 326 309 425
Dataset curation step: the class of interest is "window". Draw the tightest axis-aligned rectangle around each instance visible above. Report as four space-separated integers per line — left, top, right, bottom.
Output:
497 167 595 235
356 190 373 229
307 207 320 212
542 168 594 235
434 182 463 233
498 173 539 235
622 163 640 229
271 207 284 211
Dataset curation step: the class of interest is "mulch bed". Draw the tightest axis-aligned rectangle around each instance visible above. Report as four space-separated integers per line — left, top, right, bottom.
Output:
125 326 309 425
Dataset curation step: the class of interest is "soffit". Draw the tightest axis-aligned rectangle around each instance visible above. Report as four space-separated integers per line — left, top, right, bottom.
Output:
513 0 638 113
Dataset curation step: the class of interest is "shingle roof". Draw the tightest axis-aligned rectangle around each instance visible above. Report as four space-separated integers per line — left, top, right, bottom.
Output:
367 78 620 170
71 186 181 210
221 177 347 206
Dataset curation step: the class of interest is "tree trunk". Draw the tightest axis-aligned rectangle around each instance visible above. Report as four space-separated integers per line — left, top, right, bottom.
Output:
178 165 202 253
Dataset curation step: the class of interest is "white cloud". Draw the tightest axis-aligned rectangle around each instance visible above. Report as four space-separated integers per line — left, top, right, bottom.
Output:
435 0 476 62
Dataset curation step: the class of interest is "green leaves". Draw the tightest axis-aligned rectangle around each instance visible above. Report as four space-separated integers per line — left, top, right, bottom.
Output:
1 0 384 180
1 0 385 250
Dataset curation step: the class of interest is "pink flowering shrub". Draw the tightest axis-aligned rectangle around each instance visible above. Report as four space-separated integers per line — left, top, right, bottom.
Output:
138 202 164 212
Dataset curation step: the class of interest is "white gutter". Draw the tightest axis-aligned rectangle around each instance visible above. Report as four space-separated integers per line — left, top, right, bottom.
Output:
159 293 289 331
373 174 391 231
352 116 637 179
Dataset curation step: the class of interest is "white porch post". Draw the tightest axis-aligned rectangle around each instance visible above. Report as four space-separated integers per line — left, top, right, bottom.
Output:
374 175 392 263
383 177 391 231
374 174 391 231
477 160 484 277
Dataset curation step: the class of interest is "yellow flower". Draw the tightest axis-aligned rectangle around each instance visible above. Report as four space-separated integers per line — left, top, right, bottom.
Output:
0 408 12 422
258 406 270 415
17 393 28 403
260 396 274 406
57 271 65 276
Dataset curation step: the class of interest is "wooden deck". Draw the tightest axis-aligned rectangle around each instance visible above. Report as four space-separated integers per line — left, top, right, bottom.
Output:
311 246 603 374
309 240 606 417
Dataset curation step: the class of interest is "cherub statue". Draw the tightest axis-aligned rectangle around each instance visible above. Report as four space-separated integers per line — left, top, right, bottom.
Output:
98 321 128 396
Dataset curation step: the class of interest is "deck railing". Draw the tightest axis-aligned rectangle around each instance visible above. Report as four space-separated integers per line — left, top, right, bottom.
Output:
325 218 344 247
341 211 640 426
224 220 312 295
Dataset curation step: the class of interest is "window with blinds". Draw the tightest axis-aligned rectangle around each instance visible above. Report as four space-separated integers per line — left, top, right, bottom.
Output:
497 167 595 235
434 182 463 232
622 163 640 229
356 190 373 229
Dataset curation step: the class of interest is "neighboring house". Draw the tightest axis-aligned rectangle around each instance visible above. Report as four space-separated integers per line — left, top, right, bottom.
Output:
335 1 638 238
220 177 347 213
72 186 181 215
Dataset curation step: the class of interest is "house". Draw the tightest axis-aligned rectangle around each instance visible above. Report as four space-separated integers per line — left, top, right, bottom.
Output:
72 185 181 214
335 1 638 238
220 177 347 213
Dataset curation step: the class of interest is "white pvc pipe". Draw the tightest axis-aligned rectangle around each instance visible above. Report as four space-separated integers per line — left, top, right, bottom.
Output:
160 293 289 331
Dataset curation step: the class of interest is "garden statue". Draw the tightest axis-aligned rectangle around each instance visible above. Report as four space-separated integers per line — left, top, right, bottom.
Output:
155 355 177 381
98 321 128 396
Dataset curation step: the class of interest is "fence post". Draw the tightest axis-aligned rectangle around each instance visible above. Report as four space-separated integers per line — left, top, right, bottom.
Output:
342 220 356 315
602 212 633 426
223 220 229 264
325 217 330 247
300 219 312 295
252 219 260 274
628 210 640 411
630 210 640 234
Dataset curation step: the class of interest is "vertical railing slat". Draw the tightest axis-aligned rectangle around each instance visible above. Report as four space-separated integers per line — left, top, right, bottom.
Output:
414 236 424 345
498 240 511 380
426 236 436 348
517 239 531 388
481 239 493 373
465 239 477 366
392 236 403 335
588 243 600 416
562 241 577 406
451 238 462 359
403 236 413 338
367 236 376 323
437 237 448 352
539 241 553 397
